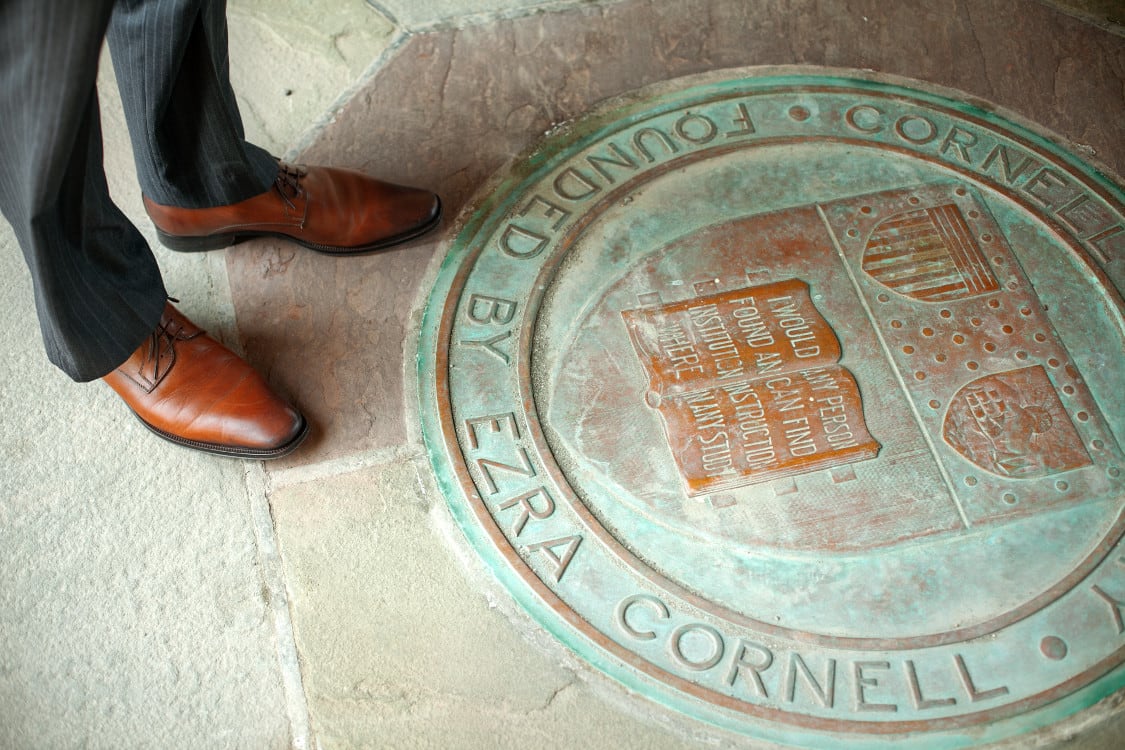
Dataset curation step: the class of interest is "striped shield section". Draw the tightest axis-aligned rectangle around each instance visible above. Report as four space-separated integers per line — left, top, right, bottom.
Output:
862 203 1000 301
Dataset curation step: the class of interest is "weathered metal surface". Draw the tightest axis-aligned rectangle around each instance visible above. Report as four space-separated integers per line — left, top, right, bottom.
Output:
418 68 1125 747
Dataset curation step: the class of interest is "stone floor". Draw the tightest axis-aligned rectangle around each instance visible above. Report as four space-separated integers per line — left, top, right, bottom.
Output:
0 1 1122 748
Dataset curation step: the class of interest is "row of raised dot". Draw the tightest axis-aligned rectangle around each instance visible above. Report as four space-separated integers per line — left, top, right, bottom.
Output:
964 472 1119 492
903 348 1051 369
972 482 1067 494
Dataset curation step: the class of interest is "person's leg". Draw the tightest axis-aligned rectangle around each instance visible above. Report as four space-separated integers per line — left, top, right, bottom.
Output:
107 0 277 209
0 0 307 457
0 0 167 382
109 0 441 255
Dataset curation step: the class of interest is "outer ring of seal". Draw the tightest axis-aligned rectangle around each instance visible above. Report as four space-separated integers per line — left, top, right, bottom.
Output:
418 66 1125 748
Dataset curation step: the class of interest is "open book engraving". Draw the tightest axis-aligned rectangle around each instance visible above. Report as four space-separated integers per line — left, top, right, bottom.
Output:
622 278 880 496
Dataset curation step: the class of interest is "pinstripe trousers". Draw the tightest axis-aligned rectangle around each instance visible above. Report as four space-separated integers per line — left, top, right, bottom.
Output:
0 0 277 381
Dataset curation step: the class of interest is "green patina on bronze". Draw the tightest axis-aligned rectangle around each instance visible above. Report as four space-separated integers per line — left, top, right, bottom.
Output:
418 68 1125 748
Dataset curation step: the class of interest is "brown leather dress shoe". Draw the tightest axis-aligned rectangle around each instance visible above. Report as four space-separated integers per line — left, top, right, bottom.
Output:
144 162 441 255
103 303 308 459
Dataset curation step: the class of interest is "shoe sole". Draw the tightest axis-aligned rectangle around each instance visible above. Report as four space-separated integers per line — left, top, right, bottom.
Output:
155 198 443 256
130 411 311 460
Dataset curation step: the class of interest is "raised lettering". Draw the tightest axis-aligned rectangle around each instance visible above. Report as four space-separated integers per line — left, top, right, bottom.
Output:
460 330 512 364
526 534 582 582
895 115 938 145
1089 225 1125 265
585 142 639 184
904 660 957 710
725 102 757 137
499 223 548 258
784 653 837 708
1055 194 1114 237
981 144 1040 184
466 294 518 325
616 594 669 641
476 447 535 494
954 654 1010 702
553 167 601 201
1024 167 1073 209
633 127 680 163
464 412 520 449
853 661 897 712
522 194 571 230
725 640 773 697
497 486 555 536
675 112 718 144
939 125 979 164
669 623 725 671
845 105 884 134
1092 584 1125 633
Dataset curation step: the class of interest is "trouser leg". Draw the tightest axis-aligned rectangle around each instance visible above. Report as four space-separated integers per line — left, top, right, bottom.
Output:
0 0 168 382
107 0 278 209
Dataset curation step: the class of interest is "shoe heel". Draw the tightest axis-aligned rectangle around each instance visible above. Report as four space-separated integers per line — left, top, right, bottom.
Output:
155 227 240 253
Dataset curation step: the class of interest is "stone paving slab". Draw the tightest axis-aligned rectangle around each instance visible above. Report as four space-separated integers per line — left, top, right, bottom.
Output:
269 459 752 749
368 0 593 31
228 0 398 158
0 236 291 747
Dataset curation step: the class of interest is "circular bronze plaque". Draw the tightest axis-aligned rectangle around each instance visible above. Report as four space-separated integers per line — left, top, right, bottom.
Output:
419 68 1125 747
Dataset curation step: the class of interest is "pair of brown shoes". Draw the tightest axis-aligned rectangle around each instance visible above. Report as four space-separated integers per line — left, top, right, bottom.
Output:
104 163 440 459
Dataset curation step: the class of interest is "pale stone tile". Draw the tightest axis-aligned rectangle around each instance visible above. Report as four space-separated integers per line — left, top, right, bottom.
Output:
228 0 398 157
368 0 591 31
270 460 707 748
0 229 290 749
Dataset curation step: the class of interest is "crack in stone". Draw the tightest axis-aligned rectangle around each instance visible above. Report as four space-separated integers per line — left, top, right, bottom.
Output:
529 679 578 715
962 0 999 98
438 30 459 109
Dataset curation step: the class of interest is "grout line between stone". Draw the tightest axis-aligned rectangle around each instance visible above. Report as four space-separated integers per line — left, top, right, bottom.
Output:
288 1 633 164
267 443 426 489
366 0 626 34
284 27 413 161
364 0 400 28
1029 0 1124 36
243 462 315 750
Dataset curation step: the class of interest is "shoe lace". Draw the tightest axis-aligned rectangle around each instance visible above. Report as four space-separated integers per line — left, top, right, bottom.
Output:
275 162 308 211
143 298 185 382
